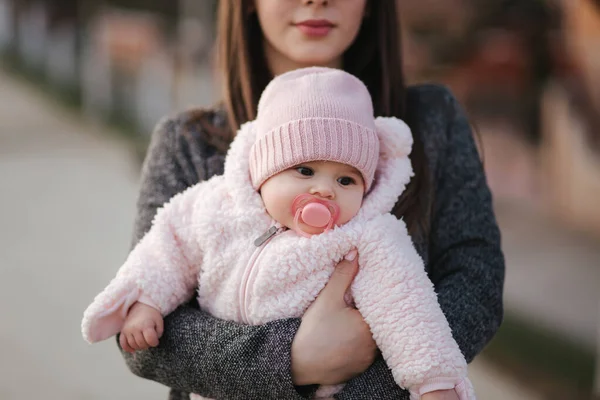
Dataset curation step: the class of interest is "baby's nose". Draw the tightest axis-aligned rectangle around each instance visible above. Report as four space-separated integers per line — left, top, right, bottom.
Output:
309 183 334 199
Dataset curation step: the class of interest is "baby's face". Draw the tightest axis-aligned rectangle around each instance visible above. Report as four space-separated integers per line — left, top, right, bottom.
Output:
260 161 364 235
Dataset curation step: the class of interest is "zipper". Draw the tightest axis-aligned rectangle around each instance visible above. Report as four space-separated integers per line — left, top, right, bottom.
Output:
254 226 279 247
239 223 285 324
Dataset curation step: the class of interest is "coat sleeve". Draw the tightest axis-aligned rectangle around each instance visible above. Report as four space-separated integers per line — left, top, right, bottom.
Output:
82 184 203 344
426 87 505 363
352 214 474 399
118 113 315 400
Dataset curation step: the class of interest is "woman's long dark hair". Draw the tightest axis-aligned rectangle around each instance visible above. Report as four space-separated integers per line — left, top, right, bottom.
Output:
214 0 431 236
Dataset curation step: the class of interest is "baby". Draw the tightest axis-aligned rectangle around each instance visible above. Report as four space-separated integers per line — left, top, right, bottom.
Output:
82 67 475 400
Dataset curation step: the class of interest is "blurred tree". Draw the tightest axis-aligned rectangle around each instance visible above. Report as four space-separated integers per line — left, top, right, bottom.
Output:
478 0 561 143
105 0 178 27
404 0 561 143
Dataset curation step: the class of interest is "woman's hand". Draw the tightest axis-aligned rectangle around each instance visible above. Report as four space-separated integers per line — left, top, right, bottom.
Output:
291 251 377 386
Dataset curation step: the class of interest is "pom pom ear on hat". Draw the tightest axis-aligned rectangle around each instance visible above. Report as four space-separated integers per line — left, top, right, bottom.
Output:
374 117 413 160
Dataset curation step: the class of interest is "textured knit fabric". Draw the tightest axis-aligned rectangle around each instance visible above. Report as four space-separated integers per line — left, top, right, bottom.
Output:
84 115 473 399
119 84 505 400
250 67 379 190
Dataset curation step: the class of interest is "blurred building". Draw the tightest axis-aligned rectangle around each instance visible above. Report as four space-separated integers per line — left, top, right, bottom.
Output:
0 0 218 134
541 0 600 239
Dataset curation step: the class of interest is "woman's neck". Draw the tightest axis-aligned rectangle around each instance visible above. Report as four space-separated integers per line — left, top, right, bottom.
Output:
263 41 342 76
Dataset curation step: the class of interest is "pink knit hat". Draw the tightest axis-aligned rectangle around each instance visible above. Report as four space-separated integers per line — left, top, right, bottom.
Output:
249 67 380 191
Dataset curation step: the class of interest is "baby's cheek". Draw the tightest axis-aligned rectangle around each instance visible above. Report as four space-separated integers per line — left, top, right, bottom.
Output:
339 208 359 226
350 197 363 219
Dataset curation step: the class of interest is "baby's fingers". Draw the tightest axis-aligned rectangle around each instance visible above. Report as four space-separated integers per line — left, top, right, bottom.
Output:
155 317 164 338
126 332 139 351
133 330 149 350
119 333 134 353
142 326 160 347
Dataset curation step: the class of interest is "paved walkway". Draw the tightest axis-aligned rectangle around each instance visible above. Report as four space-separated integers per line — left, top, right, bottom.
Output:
0 69 542 399
0 71 167 399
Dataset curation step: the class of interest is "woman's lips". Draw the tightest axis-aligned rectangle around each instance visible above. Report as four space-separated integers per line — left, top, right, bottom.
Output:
295 19 334 37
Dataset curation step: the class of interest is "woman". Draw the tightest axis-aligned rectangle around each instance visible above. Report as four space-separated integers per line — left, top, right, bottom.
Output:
120 1 505 399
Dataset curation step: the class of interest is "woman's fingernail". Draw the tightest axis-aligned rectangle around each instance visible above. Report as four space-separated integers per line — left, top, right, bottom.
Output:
344 249 358 261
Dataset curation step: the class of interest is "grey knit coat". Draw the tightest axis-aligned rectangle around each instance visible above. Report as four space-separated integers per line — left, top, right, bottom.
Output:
118 84 505 400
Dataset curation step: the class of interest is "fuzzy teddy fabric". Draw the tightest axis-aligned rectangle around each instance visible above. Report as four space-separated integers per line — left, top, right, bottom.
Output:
82 117 474 400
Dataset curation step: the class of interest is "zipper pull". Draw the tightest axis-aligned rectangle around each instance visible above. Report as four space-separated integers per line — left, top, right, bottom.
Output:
254 226 279 247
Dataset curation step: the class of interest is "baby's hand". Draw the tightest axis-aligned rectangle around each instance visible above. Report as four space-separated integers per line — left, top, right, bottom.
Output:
421 389 460 400
119 302 164 353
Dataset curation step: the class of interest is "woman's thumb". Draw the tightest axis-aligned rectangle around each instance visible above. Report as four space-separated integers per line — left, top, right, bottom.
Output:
320 249 359 301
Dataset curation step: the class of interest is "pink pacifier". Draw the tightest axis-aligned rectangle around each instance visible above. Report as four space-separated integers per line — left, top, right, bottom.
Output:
291 194 340 237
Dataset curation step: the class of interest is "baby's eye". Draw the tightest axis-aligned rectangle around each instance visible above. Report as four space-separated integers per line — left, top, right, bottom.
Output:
296 166 314 176
338 176 355 186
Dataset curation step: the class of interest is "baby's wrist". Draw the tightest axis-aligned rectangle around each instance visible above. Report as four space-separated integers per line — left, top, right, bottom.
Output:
137 294 160 311
128 300 160 317
420 389 457 400
411 377 464 400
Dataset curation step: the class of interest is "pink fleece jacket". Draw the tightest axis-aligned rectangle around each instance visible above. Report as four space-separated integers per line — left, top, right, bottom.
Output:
81 117 475 400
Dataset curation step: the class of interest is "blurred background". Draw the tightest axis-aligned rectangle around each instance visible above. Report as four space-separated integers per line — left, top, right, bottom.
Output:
0 0 598 399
